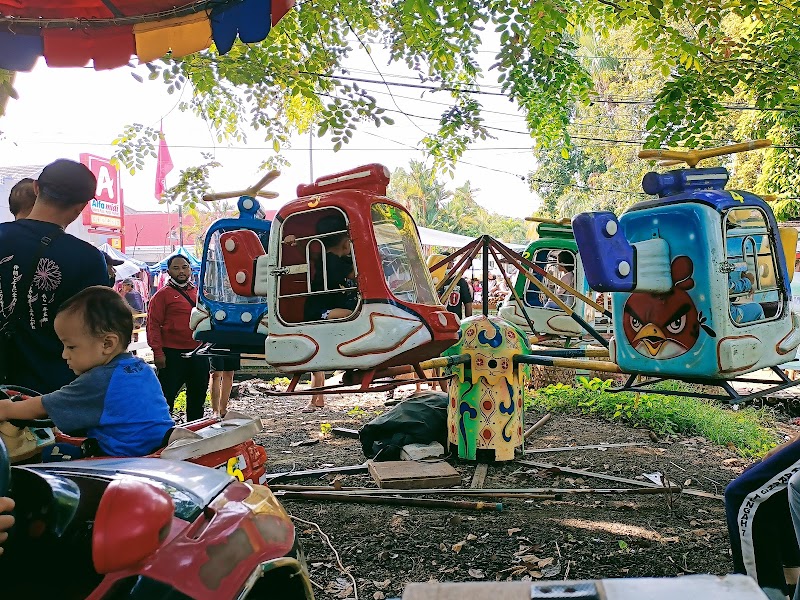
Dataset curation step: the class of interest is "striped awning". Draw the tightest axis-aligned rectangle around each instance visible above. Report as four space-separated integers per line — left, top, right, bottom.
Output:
0 0 294 71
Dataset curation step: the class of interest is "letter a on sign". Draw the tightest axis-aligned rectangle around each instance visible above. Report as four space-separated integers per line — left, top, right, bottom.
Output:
97 166 115 200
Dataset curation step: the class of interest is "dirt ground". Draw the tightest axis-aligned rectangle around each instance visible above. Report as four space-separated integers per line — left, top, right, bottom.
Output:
223 378 793 600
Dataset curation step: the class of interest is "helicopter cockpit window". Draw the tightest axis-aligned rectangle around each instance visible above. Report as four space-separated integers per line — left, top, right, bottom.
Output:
371 203 440 306
276 208 360 325
724 207 783 325
203 228 268 305
525 249 576 310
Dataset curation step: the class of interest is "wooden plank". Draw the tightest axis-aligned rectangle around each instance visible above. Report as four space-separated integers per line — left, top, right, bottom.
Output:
470 463 489 489
517 459 723 500
271 484 676 497
369 460 461 490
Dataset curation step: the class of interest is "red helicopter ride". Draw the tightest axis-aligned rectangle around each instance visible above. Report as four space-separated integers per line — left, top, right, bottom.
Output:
203 164 463 393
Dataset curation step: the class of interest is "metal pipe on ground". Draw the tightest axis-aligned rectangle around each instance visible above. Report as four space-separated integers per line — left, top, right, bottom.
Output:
271 485 681 497
523 413 552 439
276 491 503 511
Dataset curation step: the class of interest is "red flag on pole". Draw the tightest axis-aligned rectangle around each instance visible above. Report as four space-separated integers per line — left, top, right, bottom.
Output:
155 126 174 200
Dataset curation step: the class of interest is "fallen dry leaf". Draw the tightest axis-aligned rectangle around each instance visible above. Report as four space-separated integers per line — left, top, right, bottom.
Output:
538 557 555 568
373 580 391 590
336 586 353 599
374 593 385 600
468 568 485 579
452 540 466 553
508 528 522 536
466 534 478 541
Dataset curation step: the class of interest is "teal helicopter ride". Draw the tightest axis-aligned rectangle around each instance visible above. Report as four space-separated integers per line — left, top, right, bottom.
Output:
572 140 800 404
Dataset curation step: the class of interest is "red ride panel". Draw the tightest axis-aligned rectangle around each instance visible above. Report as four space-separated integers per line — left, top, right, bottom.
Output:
219 230 266 297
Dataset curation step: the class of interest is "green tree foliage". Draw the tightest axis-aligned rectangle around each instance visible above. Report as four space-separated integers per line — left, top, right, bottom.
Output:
528 26 665 218
528 18 799 219
389 162 529 243
389 160 451 227
77 0 799 207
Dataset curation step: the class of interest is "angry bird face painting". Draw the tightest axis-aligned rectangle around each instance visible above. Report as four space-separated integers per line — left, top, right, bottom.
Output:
622 256 716 360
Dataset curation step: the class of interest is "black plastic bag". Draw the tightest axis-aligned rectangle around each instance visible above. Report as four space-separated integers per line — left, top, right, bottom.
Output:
359 391 448 461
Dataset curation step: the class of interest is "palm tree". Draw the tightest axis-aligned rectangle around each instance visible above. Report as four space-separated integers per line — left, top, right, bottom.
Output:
388 161 451 228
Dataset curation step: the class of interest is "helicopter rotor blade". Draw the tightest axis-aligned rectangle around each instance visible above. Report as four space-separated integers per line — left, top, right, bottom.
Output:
202 170 282 203
639 139 771 168
524 216 571 225
202 190 247 202
246 170 281 196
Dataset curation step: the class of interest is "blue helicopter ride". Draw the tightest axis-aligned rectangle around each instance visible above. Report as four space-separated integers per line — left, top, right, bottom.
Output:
572 140 800 404
189 171 278 355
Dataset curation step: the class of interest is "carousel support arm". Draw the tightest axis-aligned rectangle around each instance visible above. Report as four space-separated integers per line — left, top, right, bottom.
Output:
514 354 622 373
488 244 538 335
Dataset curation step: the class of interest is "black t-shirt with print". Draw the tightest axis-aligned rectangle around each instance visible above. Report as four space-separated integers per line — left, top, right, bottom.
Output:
444 277 473 319
0 219 109 393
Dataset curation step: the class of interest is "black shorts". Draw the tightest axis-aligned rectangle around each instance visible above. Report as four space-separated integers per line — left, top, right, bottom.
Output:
210 354 241 372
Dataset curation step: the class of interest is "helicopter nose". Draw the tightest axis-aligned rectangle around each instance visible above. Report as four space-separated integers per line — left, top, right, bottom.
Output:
633 323 666 357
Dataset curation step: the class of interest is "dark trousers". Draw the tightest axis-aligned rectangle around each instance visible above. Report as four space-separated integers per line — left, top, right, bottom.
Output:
158 348 210 422
725 440 800 592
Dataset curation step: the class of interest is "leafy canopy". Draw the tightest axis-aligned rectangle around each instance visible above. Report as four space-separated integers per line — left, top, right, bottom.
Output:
93 0 800 205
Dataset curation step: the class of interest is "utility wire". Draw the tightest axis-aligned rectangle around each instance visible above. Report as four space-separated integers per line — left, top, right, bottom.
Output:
306 70 800 113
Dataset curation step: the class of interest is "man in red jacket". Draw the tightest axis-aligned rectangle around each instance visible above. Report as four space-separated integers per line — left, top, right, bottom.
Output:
146 255 209 421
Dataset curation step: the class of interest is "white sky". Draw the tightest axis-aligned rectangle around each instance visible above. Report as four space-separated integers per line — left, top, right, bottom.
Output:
0 42 542 220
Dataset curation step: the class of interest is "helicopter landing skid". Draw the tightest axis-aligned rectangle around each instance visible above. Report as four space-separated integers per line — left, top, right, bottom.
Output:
612 366 800 405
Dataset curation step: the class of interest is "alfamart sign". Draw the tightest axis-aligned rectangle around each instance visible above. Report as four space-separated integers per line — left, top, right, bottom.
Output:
80 153 123 230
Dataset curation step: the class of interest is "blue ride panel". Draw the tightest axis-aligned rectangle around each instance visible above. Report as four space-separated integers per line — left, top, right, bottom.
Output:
573 211 636 292
613 203 717 377
641 167 729 197
195 196 272 352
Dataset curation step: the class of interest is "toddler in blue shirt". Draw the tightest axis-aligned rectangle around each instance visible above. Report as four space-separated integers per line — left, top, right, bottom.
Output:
0 286 174 456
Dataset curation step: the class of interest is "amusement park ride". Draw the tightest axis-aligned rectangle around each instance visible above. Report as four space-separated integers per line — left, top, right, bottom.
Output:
196 163 463 392
572 139 800 403
186 140 799 459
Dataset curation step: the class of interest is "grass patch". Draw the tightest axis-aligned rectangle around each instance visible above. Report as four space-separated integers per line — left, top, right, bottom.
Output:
525 377 777 458
174 389 211 413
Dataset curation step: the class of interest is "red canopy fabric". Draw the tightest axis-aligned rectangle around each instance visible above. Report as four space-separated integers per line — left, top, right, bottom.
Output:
0 0 295 70
0 1 208 20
